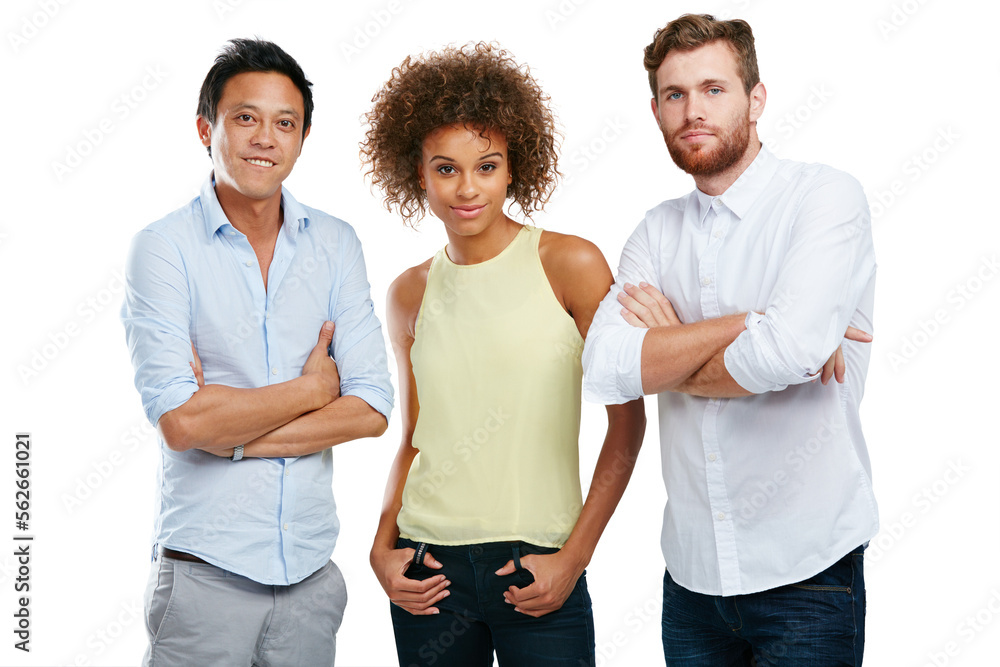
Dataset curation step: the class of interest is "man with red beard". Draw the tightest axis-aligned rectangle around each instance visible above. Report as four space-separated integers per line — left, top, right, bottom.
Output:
582 14 877 666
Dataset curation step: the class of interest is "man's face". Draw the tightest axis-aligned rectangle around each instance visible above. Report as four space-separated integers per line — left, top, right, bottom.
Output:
196 71 309 203
651 41 760 176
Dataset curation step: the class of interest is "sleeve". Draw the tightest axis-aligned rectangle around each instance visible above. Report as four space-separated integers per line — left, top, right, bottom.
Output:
120 229 199 426
724 170 877 393
581 219 656 404
329 226 394 420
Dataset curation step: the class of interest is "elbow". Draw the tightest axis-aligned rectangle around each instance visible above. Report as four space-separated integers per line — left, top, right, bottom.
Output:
368 412 389 439
157 411 200 452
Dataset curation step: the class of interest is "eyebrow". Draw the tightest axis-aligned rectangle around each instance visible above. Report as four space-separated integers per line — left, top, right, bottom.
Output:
429 152 504 163
660 78 729 95
232 103 301 119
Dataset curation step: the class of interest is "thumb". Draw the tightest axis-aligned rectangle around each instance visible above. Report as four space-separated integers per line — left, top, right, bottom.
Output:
844 326 872 343
422 551 444 570
495 559 516 576
317 321 335 347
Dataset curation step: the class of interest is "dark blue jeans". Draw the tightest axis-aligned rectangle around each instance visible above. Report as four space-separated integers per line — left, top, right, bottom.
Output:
391 538 595 666
662 546 866 666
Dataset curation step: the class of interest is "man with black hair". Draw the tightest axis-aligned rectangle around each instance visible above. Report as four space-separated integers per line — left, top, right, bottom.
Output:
122 38 393 666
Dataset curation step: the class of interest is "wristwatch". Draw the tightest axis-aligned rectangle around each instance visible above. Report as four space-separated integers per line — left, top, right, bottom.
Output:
231 445 244 462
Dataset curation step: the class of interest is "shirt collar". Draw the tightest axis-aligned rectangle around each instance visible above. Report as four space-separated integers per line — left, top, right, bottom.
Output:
199 173 310 239
692 145 779 223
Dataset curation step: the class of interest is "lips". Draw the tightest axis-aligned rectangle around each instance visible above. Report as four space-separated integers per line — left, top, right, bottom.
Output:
451 205 486 219
244 157 275 167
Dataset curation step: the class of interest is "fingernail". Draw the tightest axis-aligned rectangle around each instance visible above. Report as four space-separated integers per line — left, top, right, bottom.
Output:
639 281 649 287
623 283 633 289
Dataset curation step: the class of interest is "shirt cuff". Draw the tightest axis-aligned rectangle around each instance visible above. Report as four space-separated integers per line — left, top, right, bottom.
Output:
582 326 647 404
341 386 393 422
724 312 819 394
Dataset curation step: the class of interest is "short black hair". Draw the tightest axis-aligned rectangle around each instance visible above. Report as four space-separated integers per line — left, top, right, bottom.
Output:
197 38 314 156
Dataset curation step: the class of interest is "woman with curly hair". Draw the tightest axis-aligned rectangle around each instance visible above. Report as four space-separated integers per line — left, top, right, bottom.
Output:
363 42 646 666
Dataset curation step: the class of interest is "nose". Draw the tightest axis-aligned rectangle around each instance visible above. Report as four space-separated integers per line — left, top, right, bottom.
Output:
684 96 706 125
250 121 275 148
456 172 477 199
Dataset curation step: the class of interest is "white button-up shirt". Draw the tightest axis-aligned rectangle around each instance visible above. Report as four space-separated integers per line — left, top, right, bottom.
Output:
582 147 878 596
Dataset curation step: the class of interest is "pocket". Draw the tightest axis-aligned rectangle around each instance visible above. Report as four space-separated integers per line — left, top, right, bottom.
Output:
788 552 855 594
145 560 181 643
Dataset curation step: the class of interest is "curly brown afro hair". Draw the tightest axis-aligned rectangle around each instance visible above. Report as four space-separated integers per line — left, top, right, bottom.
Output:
361 42 559 226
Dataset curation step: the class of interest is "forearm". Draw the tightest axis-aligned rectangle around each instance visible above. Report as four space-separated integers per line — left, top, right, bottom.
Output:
560 400 646 569
157 375 329 452
371 441 418 556
241 396 388 457
640 314 746 395
673 350 753 398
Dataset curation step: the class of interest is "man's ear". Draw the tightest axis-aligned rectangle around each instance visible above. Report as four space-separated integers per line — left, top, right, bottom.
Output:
748 82 766 123
196 116 212 147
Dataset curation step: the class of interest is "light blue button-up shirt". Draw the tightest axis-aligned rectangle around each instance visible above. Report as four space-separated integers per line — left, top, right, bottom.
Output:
122 175 393 585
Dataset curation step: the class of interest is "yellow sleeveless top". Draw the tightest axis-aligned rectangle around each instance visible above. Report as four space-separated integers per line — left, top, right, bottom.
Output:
397 226 585 548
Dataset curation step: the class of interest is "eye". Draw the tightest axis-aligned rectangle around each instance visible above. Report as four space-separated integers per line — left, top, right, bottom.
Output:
436 165 456 175
278 119 294 129
708 88 722 95
667 92 682 101
479 163 497 173
237 114 254 123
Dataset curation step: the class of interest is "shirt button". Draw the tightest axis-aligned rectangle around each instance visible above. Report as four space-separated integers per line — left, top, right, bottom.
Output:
283 523 289 531
713 198 723 208
708 453 717 462
271 367 278 375
717 512 726 521
701 277 712 286
245 260 253 267
285 470 290 477
714 230 723 239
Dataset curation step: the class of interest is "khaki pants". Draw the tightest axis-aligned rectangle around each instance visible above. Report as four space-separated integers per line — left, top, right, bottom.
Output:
142 554 347 667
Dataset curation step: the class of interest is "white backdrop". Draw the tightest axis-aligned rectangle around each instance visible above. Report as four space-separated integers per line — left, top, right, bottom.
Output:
2 0 997 665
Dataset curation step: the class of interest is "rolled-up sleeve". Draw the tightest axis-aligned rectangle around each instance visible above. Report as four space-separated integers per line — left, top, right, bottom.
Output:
582 220 656 405
329 226 394 420
121 229 199 425
724 170 876 393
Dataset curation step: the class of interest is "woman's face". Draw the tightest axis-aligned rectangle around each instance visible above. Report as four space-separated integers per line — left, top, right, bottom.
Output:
418 123 512 239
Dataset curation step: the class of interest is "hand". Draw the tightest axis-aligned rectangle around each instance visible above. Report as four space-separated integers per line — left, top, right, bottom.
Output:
819 326 873 385
302 321 340 402
371 545 450 616
617 282 682 329
496 550 582 618
190 343 205 388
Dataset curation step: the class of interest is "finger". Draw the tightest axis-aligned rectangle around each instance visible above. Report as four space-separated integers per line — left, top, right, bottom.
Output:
494 559 516 576
622 283 667 327
422 551 444 570
392 599 443 616
640 282 681 326
316 320 335 349
395 574 450 597
843 326 873 343
620 308 649 329
835 346 846 383
820 353 835 385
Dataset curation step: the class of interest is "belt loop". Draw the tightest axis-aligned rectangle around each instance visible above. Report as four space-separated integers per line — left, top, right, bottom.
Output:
412 542 428 567
512 544 523 572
